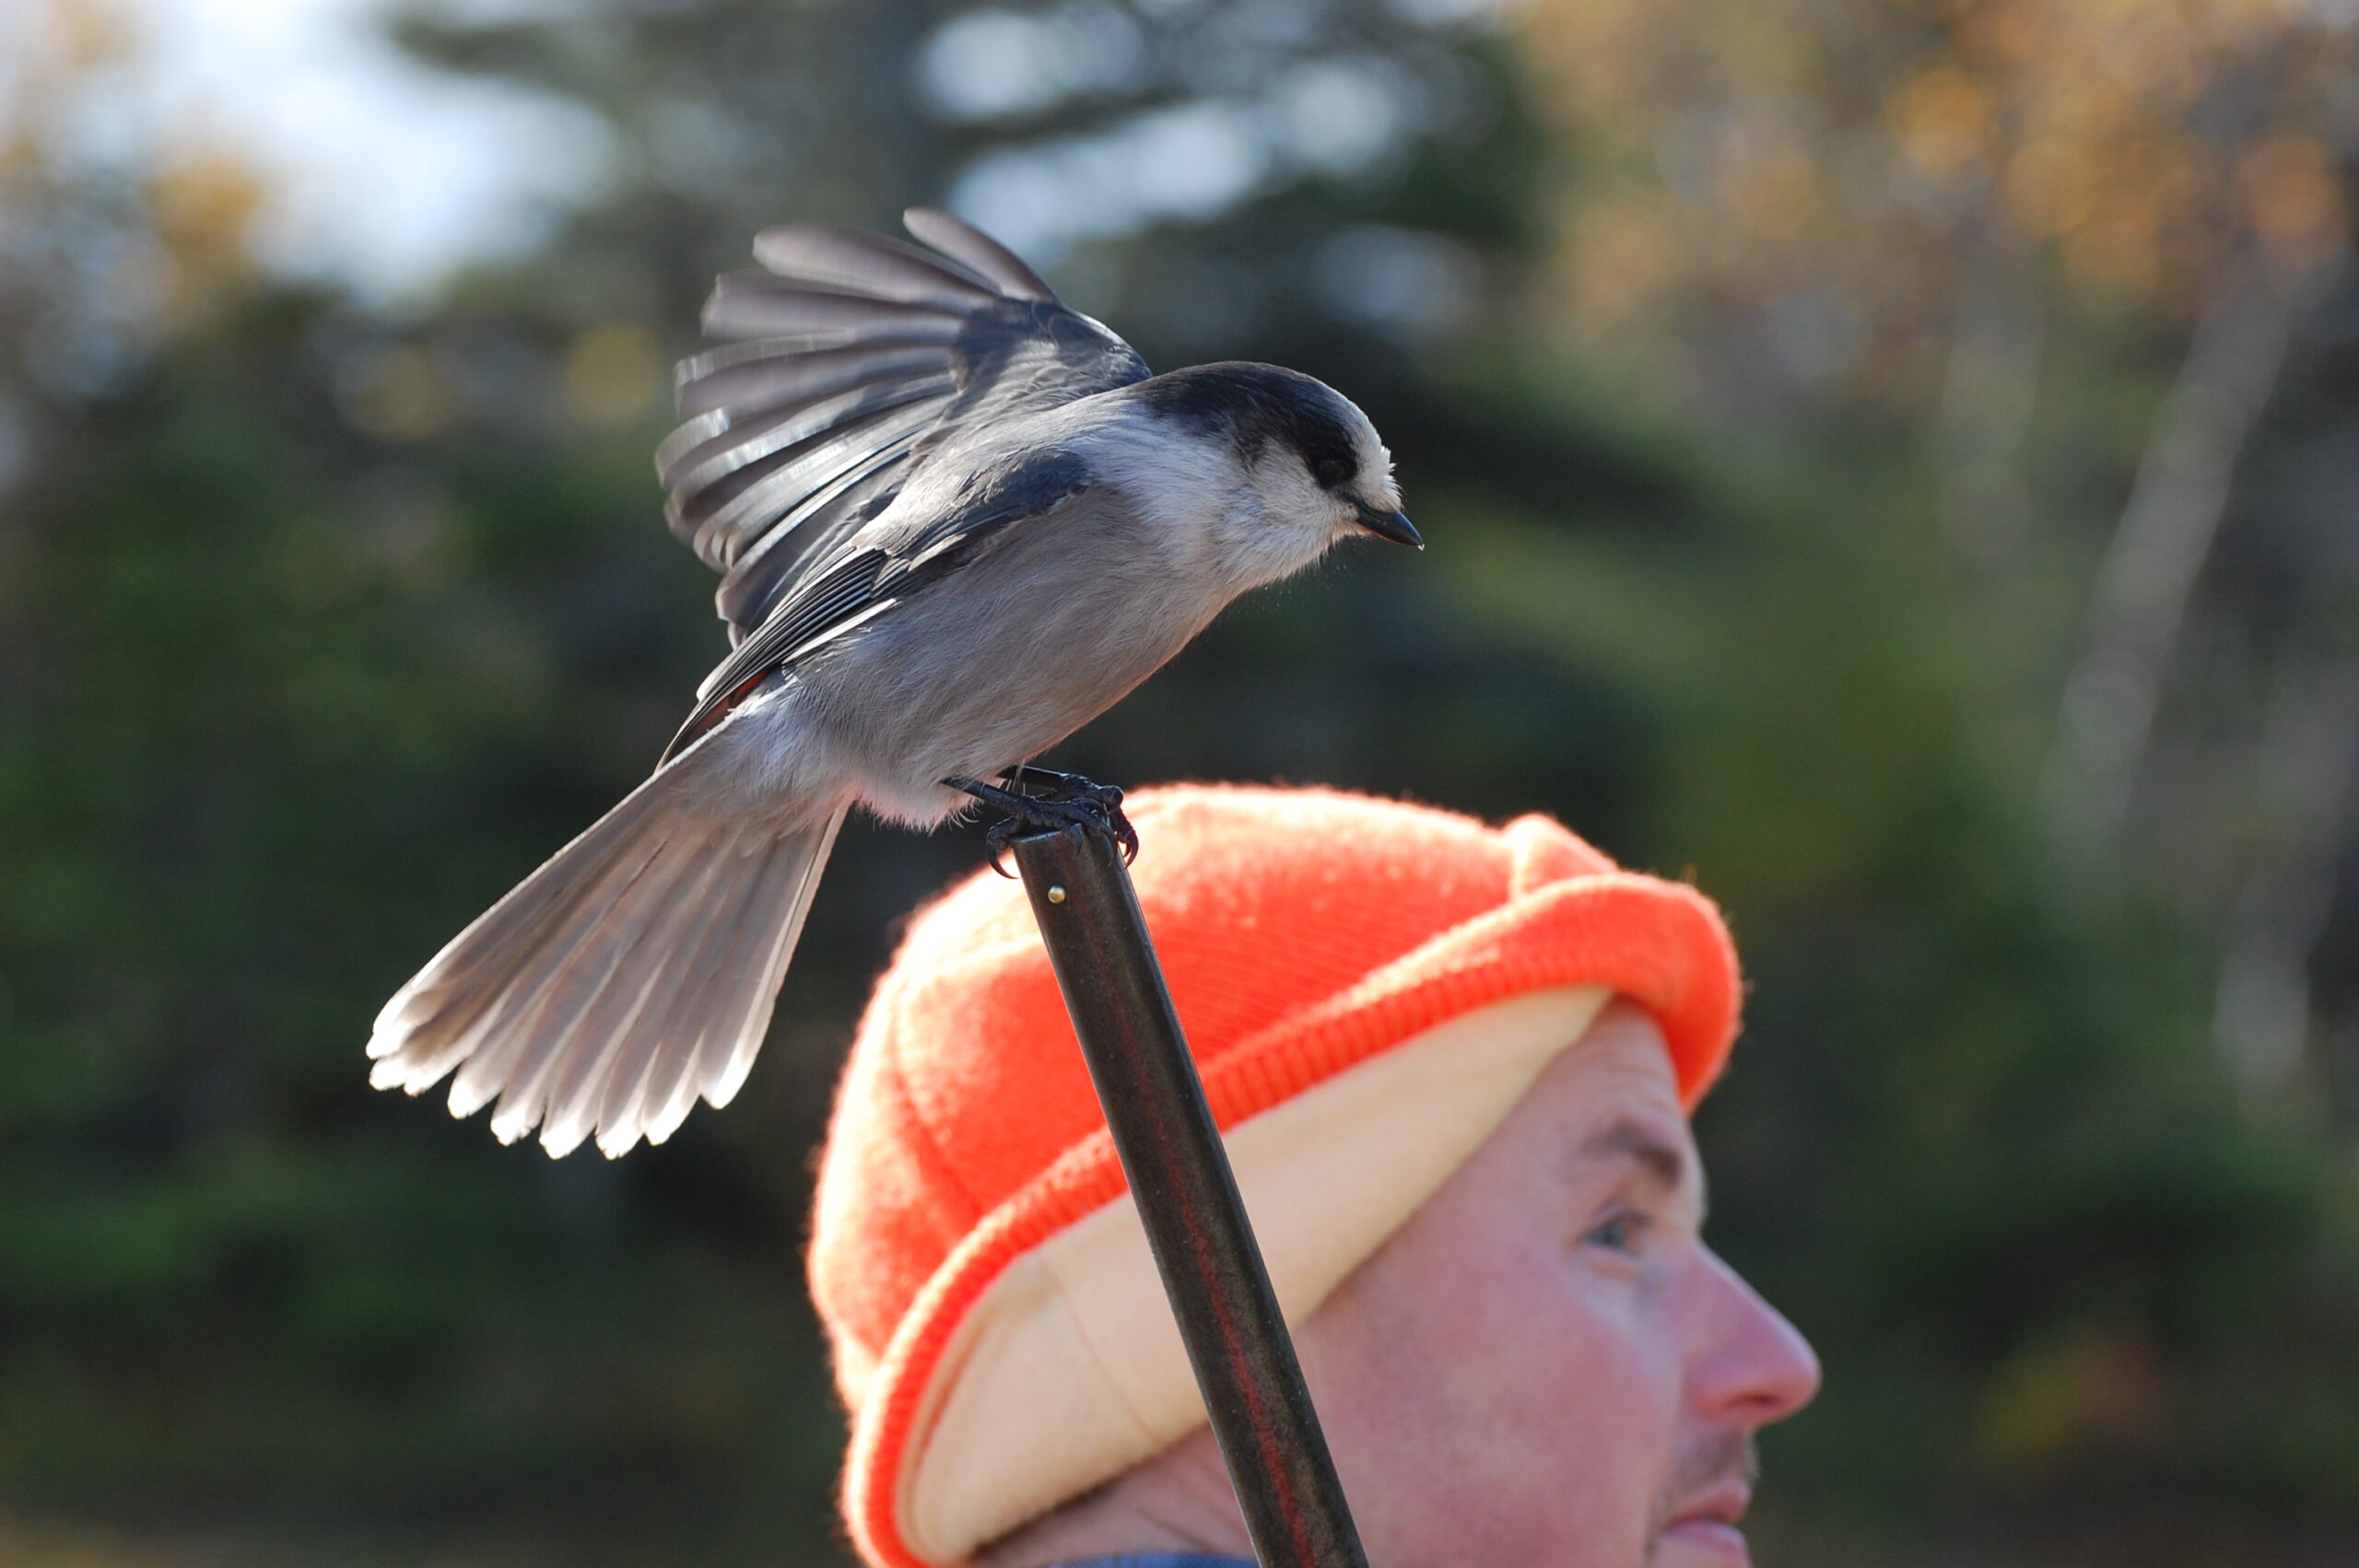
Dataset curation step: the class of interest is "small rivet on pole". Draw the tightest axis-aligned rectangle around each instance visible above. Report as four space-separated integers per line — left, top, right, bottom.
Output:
1047 884 1067 903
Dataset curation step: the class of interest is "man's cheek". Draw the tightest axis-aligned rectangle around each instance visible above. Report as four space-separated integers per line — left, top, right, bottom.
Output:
1490 1320 1681 1568
1578 1305 1695 1565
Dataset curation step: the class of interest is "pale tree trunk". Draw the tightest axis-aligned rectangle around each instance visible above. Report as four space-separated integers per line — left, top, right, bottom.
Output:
2040 255 2338 869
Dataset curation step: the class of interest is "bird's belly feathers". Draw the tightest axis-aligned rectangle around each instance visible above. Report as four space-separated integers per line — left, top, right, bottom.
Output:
792 509 1221 817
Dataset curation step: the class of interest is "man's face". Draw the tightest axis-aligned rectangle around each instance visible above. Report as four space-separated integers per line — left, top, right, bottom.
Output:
1291 1002 1820 1568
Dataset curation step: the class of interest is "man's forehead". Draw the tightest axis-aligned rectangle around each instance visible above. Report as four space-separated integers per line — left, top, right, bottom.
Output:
1521 1004 1706 1208
1541 1003 1687 1114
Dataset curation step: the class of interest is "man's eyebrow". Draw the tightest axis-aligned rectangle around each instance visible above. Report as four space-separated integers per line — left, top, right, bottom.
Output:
1576 1117 1703 1214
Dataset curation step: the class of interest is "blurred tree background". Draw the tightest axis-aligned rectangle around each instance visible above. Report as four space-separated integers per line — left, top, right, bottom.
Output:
2 0 2356 1563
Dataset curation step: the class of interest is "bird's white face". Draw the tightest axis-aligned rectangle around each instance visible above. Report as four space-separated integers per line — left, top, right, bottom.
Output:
1324 414 1405 533
1243 400 1414 555
1102 369 1418 591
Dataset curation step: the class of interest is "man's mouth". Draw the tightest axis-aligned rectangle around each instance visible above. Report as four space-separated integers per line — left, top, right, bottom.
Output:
1655 1483 1752 1563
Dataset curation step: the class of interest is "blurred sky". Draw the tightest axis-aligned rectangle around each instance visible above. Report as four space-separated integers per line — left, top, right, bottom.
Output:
924 1 1440 260
0 0 1513 303
2 0 614 302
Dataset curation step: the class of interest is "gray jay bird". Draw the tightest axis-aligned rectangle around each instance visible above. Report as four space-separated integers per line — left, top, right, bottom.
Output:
366 208 1420 1159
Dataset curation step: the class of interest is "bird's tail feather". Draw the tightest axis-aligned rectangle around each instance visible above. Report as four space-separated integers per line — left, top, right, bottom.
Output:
369 778 847 1158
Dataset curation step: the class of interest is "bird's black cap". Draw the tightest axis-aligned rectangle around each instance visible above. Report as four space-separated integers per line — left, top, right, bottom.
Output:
1134 362 1368 491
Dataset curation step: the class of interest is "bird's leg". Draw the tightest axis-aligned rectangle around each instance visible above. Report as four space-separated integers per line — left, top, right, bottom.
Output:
945 768 1139 875
1002 766 1139 862
1003 764 1109 800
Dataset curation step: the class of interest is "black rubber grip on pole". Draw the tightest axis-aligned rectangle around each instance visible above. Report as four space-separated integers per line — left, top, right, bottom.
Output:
1011 823 1369 1568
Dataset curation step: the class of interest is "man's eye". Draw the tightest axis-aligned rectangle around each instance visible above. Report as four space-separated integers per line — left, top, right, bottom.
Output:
1583 1211 1646 1255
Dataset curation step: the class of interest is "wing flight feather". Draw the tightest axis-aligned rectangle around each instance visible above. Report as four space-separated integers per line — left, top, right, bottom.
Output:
655 208 1147 667
651 209 1147 758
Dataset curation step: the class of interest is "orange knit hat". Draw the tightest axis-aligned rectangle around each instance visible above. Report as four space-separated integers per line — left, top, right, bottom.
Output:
809 785 1743 1568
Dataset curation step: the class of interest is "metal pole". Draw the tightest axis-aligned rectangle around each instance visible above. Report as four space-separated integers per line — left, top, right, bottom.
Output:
1010 822 1370 1568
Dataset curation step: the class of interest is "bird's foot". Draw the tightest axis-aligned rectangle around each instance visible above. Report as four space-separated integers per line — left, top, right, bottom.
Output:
945 767 1138 876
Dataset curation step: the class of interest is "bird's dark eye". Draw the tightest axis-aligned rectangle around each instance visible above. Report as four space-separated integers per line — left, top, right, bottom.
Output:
1313 457 1351 488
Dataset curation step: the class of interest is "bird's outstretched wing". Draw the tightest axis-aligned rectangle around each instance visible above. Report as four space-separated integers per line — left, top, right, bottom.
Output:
655 207 1149 655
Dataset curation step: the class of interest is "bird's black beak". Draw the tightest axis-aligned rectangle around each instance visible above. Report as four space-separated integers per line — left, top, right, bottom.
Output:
1355 503 1424 549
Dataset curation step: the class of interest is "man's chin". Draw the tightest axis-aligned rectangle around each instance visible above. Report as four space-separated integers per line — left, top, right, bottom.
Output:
1650 1517 1751 1568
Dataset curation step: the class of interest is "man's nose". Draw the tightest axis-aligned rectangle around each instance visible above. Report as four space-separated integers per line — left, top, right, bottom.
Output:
1687 1249 1822 1428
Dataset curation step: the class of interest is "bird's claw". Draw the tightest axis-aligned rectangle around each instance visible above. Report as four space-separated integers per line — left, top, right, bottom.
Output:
946 768 1139 876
